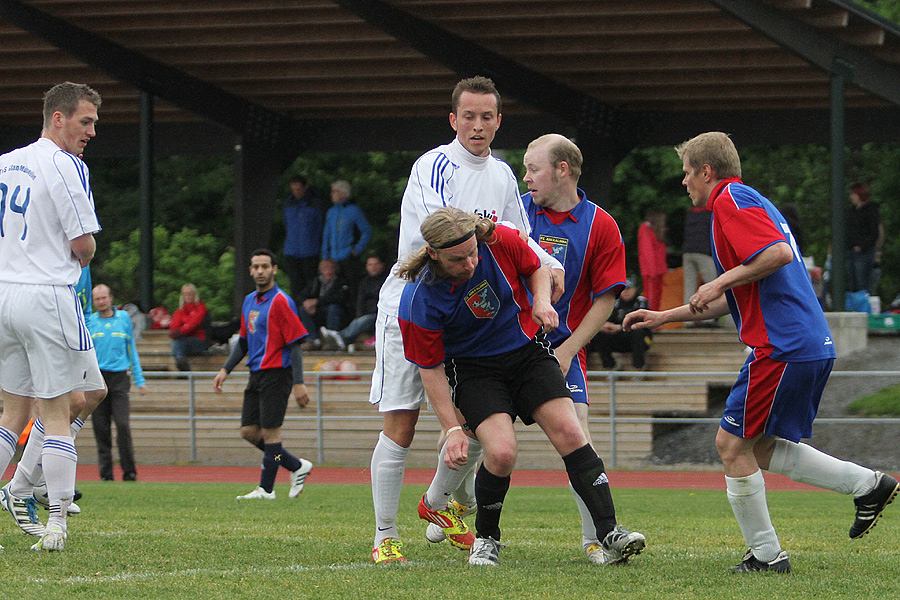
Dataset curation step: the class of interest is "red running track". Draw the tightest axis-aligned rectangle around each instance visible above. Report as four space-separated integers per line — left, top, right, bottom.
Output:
0 464 856 491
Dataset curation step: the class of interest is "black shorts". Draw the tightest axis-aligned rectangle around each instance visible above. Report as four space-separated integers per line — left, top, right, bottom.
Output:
447 336 571 432
241 367 292 430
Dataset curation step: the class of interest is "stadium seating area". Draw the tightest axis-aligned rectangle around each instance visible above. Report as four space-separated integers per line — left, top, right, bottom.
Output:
70 328 749 470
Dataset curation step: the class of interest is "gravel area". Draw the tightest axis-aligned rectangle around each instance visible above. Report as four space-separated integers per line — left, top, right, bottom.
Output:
650 335 900 472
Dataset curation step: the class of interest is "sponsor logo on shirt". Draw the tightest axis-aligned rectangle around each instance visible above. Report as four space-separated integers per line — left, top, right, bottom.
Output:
474 208 499 223
538 234 568 264
248 310 260 334
824 337 833 346
465 281 500 319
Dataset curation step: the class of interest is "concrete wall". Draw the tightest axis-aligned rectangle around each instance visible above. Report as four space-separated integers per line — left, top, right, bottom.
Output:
826 312 868 358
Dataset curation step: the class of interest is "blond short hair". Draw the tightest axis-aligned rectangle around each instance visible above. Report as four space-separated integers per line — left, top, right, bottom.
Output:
675 132 741 180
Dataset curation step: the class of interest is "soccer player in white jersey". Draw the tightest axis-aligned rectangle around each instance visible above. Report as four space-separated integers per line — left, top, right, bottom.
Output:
0 82 105 552
370 76 563 563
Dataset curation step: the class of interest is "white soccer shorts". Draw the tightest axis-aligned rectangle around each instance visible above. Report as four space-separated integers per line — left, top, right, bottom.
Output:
0 282 104 398
368 310 427 412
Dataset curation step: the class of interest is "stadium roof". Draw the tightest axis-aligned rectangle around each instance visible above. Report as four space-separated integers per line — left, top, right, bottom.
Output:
3 0 900 158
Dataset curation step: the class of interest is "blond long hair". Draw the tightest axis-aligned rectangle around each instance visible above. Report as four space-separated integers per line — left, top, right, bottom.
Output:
398 207 496 282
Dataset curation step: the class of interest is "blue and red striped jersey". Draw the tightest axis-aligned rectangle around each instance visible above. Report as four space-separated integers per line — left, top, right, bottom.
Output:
399 225 542 368
239 284 308 371
708 178 835 361
522 189 626 346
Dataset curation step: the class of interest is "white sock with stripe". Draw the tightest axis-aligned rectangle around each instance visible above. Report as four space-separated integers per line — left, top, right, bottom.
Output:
42 435 77 531
10 418 45 496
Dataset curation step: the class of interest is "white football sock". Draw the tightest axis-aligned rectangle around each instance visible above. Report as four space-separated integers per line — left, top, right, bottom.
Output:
70 417 85 438
769 439 876 497
371 431 408 547
570 481 599 547
0 426 18 481
726 470 781 563
452 438 481 509
425 437 476 510
11 418 44 496
42 435 77 530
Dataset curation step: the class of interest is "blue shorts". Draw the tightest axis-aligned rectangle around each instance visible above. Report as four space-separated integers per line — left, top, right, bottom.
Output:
721 349 833 442
560 347 589 405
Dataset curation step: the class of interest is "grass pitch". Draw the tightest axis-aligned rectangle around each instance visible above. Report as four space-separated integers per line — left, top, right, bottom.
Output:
2 481 897 600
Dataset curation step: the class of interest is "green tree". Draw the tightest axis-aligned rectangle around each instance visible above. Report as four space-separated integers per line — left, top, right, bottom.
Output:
97 226 237 320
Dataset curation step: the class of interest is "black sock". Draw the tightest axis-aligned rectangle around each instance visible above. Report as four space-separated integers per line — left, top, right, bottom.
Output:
474 464 510 541
260 443 284 493
563 444 617 539
255 439 266 452
274 445 302 472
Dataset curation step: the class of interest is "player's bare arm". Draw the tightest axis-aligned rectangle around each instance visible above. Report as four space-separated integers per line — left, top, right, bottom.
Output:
419 365 468 470
212 369 228 393
555 289 616 376
525 265 558 333
70 233 96 266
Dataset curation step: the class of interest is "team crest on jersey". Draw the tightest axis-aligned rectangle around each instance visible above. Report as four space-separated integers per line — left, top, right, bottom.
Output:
248 310 260 334
538 234 568 264
465 281 500 319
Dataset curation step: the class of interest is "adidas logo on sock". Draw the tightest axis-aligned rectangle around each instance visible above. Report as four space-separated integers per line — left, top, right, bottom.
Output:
593 473 609 487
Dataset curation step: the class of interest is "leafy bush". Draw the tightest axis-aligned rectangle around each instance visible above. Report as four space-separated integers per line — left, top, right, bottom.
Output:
97 226 236 321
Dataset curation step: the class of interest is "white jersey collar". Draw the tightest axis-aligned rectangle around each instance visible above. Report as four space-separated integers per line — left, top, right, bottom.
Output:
449 137 490 171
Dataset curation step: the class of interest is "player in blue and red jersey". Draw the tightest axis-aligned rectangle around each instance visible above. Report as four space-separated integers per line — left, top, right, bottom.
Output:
214 249 314 500
624 132 898 574
521 134 644 564
398 207 645 567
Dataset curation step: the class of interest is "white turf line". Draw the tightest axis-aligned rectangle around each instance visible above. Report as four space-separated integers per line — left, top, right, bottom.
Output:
28 560 450 584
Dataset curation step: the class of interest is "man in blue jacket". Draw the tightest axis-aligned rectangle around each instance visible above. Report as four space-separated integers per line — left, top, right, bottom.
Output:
282 175 323 299
322 180 371 291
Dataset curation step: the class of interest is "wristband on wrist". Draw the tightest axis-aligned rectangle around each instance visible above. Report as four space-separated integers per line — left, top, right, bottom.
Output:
446 425 463 435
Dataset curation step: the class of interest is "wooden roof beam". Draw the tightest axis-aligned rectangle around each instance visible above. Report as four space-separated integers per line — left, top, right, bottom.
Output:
710 0 900 106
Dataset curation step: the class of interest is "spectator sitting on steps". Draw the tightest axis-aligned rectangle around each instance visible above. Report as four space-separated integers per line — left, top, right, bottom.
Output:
169 283 211 371
589 279 652 371
320 253 388 352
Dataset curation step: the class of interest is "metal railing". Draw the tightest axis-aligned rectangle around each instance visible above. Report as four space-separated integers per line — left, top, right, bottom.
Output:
137 369 900 468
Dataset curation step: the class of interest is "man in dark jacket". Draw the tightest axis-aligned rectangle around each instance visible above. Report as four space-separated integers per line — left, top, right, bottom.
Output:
297 258 352 349
590 279 652 370
846 182 881 293
320 254 388 351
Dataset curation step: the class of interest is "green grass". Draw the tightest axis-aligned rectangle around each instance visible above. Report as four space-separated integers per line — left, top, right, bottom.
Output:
2 482 898 599
847 383 900 416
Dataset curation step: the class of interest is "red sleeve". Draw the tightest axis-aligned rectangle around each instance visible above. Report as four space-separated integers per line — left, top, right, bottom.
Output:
169 308 184 333
588 211 627 295
239 312 247 339
179 303 208 335
271 294 307 344
494 225 541 277
399 317 445 368
718 205 785 264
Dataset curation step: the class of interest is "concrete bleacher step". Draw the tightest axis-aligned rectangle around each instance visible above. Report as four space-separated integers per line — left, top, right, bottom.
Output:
122 327 744 468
